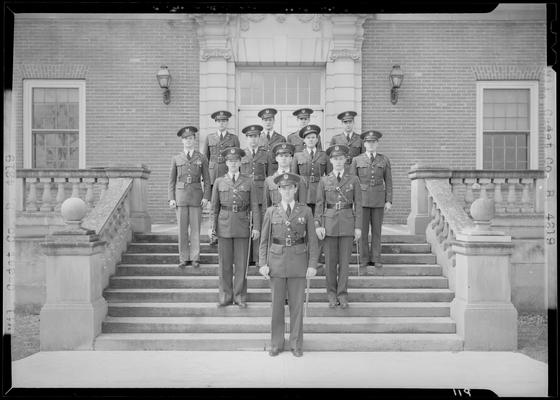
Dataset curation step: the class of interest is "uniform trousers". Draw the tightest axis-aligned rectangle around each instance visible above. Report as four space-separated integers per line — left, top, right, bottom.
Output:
248 204 264 265
176 206 201 263
270 276 306 351
218 237 249 304
324 236 353 301
360 206 384 264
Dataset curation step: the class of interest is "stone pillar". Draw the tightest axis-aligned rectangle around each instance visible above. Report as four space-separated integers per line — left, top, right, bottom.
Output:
407 165 451 234
195 14 235 152
450 198 517 350
325 15 367 144
40 197 107 350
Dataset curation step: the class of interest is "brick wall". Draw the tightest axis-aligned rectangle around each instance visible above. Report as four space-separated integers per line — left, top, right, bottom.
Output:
362 19 547 223
13 16 199 223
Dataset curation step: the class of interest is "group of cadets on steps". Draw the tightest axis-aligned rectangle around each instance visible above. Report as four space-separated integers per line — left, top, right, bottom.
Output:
168 107 392 357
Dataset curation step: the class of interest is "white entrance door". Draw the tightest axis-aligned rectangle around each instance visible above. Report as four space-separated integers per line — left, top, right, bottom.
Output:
236 68 324 150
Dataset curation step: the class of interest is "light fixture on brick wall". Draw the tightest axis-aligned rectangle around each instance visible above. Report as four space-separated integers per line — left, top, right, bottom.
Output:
156 66 171 105
389 65 404 105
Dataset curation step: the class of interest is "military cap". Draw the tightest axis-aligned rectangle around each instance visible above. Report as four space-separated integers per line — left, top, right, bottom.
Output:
221 147 246 160
326 144 349 158
298 124 321 139
361 130 383 141
273 172 301 187
242 124 264 136
258 108 278 119
176 126 198 137
211 110 232 120
272 142 295 156
292 108 314 118
337 111 357 121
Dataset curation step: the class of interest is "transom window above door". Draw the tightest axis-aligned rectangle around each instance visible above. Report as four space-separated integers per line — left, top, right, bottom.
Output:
239 70 322 105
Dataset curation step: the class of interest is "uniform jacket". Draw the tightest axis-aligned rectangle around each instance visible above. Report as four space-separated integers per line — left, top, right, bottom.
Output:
203 131 240 184
291 149 328 204
349 153 393 208
240 146 268 205
286 131 323 153
259 203 319 277
211 173 261 238
263 169 307 208
330 132 364 171
314 172 363 236
259 131 286 175
168 151 211 206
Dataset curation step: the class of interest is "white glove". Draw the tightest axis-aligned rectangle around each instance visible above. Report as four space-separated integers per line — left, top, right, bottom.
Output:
384 202 392 212
169 200 177 209
201 198 209 208
259 265 270 280
315 227 326 240
306 267 317 278
209 228 215 238
354 228 362 241
252 229 260 240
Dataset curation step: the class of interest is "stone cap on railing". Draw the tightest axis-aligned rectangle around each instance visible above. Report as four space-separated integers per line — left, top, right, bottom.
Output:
425 179 474 235
408 164 545 180
17 164 151 179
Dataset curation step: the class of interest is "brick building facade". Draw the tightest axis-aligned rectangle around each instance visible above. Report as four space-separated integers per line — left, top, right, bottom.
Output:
11 5 547 224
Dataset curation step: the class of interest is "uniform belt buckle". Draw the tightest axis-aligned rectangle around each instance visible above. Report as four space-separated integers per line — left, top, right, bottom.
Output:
335 202 342 210
232 204 238 213
186 176 192 184
285 237 292 247
218 156 224 163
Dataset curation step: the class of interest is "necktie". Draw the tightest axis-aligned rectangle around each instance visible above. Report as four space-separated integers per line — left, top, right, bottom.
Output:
232 174 236 183
267 132 271 141
220 133 224 141
187 152 191 160
370 153 374 163
346 134 350 142
337 173 341 182
310 150 314 159
286 203 291 217
252 149 256 157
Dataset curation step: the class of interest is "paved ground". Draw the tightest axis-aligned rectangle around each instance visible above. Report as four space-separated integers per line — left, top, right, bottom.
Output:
11 350 548 396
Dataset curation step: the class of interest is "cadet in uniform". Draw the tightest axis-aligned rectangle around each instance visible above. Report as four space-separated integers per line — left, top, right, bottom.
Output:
259 173 318 357
291 124 328 215
314 145 362 308
286 108 322 152
203 110 240 186
168 126 211 269
349 131 392 268
329 111 364 173
258 108 286 176
210 147 261 308
263 142 306 207
240 124 268 267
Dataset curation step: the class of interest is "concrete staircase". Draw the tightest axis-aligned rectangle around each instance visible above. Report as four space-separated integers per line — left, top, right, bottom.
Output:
94 233 463 351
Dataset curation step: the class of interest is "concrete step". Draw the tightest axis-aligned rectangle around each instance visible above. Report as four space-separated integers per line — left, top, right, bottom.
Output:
107 302 451 318
109 275 449 289
126 242 432 254
103 288 455 303
133 233 427 244
115 263 443 277
120 253 437 265
94 332 463 351
101 316 456 334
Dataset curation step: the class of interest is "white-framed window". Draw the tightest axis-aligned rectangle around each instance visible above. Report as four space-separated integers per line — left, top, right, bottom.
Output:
476 81 538 169
23 80 86 169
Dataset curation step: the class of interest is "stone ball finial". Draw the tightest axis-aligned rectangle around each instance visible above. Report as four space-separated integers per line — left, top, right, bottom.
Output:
470 198 495 222
60 197 88 222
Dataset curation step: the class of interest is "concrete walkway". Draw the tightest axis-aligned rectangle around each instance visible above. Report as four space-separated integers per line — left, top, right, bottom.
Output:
12 351 548 397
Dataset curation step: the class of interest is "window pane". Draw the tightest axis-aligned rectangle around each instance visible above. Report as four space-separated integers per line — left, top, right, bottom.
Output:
251 74 263 104
310 73 321 104
298 73 310 104
263 73 274 104
483 88 529 133
33 132 79 168
275 73 286 104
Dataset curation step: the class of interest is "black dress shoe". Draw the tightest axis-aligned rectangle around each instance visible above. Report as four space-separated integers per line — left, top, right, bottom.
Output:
368 261 375 266
191 260 200 269
291 349 303 357
268 348 281 357
359 263 369 268
178 261 188 269
248 261 256 266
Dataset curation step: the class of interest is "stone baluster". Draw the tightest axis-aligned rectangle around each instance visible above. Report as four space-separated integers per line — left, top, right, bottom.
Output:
69 178 81 199
464 178 476 212
40 178 53 212
478 178 492 201
430 201 439 229
520 178 534 213
438 219 448 244
443 224 452 251
84 178 95 209
506 178 520 213
493 178 506 213
450 178 463 198
27 177 39 211
435 209 445 239
98 177 109 200
54 178 67 211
